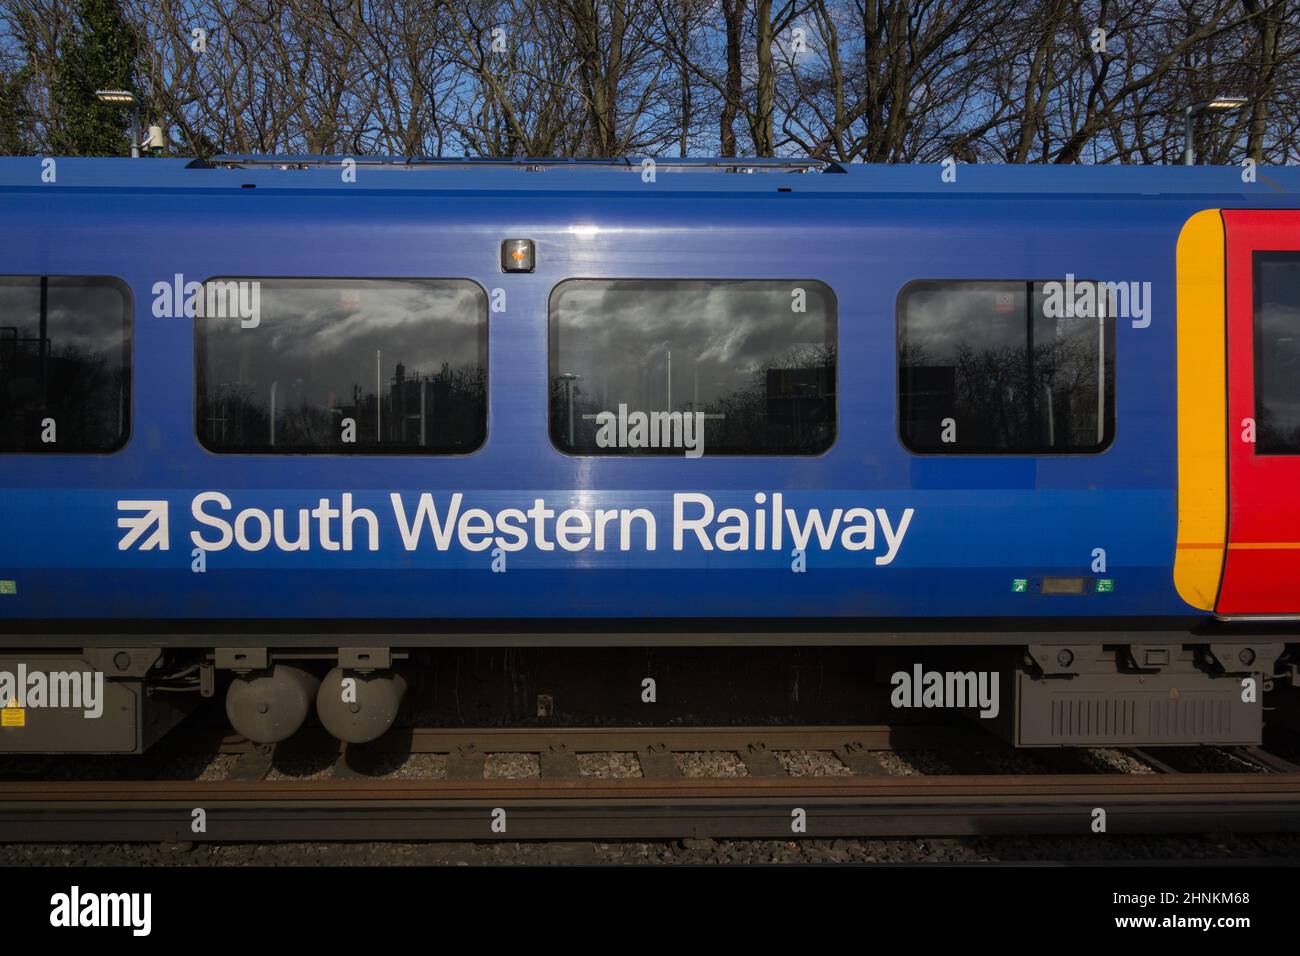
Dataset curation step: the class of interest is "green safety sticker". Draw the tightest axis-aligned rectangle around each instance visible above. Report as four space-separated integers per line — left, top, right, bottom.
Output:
1012 578 1028 593
0 581 15 596
1095 578 1115 593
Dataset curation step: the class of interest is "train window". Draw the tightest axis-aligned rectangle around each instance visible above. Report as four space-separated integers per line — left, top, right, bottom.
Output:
549 279 836 456
1255 253 1300 454
0 276 131 453
196 279 487 454
898 280 1115 454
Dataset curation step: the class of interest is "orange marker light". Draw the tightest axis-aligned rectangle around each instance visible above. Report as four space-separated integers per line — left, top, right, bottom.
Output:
501 238 535 272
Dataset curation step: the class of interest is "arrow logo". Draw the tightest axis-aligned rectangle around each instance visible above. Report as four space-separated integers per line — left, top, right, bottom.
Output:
117 500 170 551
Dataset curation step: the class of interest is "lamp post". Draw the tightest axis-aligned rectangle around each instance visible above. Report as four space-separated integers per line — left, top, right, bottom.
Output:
94 89 141 158
1183 97 1248 165
559 373 580 447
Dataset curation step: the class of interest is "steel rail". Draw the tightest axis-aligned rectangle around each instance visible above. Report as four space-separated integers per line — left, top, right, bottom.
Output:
3 772 1300 842
8 772 1300 798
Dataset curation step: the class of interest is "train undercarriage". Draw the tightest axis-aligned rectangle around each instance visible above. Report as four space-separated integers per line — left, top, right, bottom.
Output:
0 628 1292 754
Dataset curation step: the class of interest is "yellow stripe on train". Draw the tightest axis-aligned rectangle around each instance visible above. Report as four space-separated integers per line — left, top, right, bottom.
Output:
1173 209 1227 611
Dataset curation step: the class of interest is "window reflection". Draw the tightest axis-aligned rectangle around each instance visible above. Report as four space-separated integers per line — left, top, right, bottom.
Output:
1255 253 1300 454
196 279 487 453
899 280 1114 453
0 276 130 453
549 279 836 456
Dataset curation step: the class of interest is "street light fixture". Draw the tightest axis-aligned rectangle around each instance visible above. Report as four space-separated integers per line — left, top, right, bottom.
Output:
1183 96 1248 165
94 89 141 158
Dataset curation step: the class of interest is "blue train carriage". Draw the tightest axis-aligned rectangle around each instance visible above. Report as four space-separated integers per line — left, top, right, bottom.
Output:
0 155 1298 753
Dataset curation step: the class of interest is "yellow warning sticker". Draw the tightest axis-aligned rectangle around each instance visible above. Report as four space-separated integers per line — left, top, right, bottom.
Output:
2 698 24 727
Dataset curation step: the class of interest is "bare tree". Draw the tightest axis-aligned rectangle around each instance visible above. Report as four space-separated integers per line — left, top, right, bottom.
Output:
3 0 1297 163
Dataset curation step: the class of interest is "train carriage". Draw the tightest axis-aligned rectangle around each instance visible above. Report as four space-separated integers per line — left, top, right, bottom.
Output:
1 155 1299 751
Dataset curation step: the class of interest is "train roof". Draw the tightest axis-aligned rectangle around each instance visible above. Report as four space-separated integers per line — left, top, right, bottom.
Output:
0 154 1297 198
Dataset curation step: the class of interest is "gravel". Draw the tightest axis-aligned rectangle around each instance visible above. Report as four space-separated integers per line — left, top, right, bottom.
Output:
197 754 239 781
1153 747 1265 774
1084 748 1158 774
773 750 852 776
264 754 335 781
674 750 749 777
376 753 449 779
967 746 1056 774
4 830 1300 866
483 753 539 779
577 751 641 778
872 749 959 775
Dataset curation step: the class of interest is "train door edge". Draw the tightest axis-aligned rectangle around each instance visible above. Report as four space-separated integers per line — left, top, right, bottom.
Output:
1217 209 1300 616
1173 208 1227 612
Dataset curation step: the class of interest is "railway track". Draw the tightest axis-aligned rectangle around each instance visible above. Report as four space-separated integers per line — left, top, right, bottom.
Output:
5 724 1300 842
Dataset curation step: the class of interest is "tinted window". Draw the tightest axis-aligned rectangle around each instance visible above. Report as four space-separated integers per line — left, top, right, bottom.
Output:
899 280 1114 453
1255 253 1300 453
0 276 130 453
549 279 836 456
196 279 487 453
